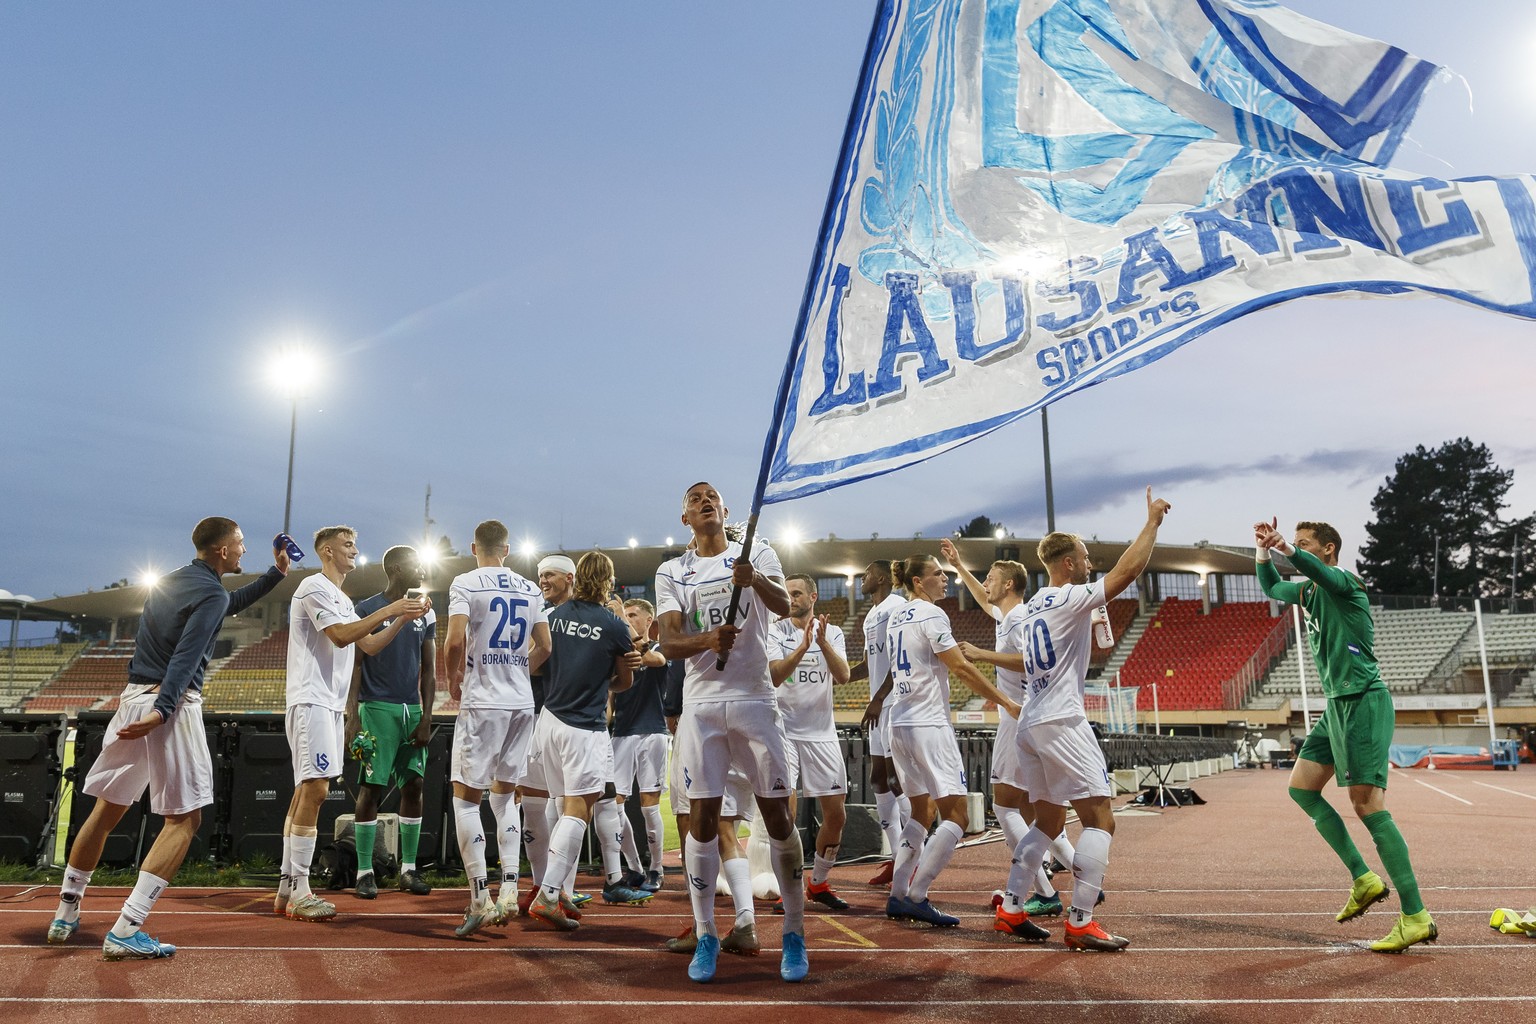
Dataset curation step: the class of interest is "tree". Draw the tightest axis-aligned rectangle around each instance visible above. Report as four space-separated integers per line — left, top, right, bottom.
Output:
955 515 1005 539
1358 439 1513 598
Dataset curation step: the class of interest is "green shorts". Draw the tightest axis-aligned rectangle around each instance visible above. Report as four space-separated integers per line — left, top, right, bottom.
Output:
357 701 427 788
1298 686 1393 790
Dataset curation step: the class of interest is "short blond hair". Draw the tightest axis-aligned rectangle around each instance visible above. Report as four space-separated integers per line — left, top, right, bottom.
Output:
1036 531 1081 569
314 526 356 554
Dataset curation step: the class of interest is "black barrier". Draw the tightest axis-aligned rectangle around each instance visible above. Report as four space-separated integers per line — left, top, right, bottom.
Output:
67 711 224 868
0 714 64 864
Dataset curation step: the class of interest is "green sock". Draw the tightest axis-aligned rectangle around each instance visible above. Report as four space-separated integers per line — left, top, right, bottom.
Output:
1289 787 1370 879
354 821 377 875
400 816 422 869
1362 810 1423 915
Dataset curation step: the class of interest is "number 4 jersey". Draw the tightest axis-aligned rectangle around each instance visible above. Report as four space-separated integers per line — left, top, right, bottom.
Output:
1015 580 1106 729
447 566 548 711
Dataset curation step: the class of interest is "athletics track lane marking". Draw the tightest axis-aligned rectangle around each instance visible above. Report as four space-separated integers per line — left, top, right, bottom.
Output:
5 996 1536 1008
6 942 1535 954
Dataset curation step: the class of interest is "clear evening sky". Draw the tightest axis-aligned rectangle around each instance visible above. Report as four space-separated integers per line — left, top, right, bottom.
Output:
2 1 1534 605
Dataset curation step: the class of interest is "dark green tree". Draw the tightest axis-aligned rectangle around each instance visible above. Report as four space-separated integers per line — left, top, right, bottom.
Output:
1358 438 1513 598
955 515 1005 539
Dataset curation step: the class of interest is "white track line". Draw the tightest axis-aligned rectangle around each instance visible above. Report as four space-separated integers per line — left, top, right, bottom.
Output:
1404 775 1474 805
5 996 1536 1008
1468 780 1536 800
6 942 1534 954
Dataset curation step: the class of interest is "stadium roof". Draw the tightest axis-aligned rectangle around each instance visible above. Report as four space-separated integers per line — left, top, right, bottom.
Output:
28 536 1262 624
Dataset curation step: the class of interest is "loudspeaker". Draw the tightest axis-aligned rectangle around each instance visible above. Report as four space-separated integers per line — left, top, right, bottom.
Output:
227 715 301 864
0 714 64 863
68 711 222 868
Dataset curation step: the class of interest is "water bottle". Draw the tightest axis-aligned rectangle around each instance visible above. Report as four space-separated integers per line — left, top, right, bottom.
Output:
1092 605 1114 648
274 533 306 562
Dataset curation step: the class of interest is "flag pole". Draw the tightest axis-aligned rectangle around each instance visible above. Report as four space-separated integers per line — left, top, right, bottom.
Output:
716 0 892 668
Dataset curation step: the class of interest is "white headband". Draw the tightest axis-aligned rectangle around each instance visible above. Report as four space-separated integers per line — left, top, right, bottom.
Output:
537 554 575 576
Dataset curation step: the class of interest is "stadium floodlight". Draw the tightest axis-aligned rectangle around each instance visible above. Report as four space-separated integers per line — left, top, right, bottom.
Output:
994 527 1005 540
139 571 161 589
357 554 368 567
268 343 323 537
664 536 675 547
519 540 536 559
779 525 802 547
628 537 639 549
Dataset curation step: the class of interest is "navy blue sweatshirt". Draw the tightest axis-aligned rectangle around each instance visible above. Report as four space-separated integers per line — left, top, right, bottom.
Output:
128 560 284 720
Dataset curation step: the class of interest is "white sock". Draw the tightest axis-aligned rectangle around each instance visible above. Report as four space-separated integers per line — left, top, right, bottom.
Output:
1051 830 1077 874
896 792 912 828
641 803 665 874
111 871 168 938
453 796 490 908
488 791 520 895
542 815 587 900
996 805 1027 860
908 819 963 902
617 803 644 875
290 829 317 899
875 789 901 859
1069 827 1111 927
811 849 837 887
521 796 549 887
890 817 928 899
720 855 755 926
56 865 92 923
685 833 721 938
1006 826 1054 913
769 833 806 932
594 798 624 884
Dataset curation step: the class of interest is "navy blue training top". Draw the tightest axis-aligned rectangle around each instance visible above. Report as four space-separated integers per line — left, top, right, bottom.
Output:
130 560 284 720
543 600 632 730
611 654 668 737
355 591 436 704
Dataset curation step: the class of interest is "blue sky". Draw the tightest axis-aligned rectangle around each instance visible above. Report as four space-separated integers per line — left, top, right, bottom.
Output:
3 1 1534 605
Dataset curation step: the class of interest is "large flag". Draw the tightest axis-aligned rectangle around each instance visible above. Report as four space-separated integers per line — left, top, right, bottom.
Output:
758 0 1536 505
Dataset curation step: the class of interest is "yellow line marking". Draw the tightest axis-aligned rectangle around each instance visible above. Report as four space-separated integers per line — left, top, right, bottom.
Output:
820 916 878 948
228 896 270 912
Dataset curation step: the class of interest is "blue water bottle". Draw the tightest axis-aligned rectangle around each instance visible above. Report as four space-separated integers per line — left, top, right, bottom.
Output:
275 533 306 562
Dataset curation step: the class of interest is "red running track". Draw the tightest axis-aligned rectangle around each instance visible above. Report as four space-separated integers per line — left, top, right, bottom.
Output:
4 767 1535 1024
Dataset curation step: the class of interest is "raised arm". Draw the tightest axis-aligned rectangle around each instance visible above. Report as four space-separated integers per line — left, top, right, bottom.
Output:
1101 486 1171 601
940 538 995 618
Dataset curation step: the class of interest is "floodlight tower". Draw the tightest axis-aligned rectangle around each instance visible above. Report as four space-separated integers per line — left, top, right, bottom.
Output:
269 345 321 538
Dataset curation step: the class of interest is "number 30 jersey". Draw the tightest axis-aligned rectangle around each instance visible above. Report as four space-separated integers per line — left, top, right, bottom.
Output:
1016 580 1105 728
447 566 547 711
884 598 957 728
655 541 783 705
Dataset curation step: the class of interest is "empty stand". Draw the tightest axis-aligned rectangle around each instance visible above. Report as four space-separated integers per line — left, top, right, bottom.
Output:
0 642 86 708
23 641 136 714
202 630 288 712
1119 599 1281 710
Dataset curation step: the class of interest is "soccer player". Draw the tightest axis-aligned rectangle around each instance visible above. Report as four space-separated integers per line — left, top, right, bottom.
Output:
48 518 288 958
527 551 647 929
280 526 428 923
656 481 808 983
1254 517 1435 952
345 544 437 899
1001 488 1169 951
880 553 1022 928
944 538 1080 921
853 560 910 885
767 573 852 911
614 598 672 891
443 520 551 936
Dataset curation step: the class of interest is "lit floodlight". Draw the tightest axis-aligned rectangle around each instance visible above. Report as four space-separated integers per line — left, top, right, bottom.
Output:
418 548 440 568
779 525 802 546
994 527 1005 540
357 554 369 567
267 343 322 398
519 540 536 559
664 536 675 547
628 537 639 549
139 571 161 589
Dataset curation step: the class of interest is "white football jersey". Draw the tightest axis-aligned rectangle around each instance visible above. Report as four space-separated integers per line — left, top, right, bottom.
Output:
1017 580 1106 728
655 541 783 704
991 602 1028 715
862 591 908 701
286 573 359 712
885 599 957 728
447 566 548 710
768 618 845 740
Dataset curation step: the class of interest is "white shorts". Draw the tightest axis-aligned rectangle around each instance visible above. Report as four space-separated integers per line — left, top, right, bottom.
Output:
868 703 893 758
613 732 668 794
82 685 212 817
989 712 1028 790
669 746 754 820
1015 715 1112 805
889 722 967 800
534 709 613 799
286 704 344 783
675 698 791 800
786 736 848 799
452 706 536 790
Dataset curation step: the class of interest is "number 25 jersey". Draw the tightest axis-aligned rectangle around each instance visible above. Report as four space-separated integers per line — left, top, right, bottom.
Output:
447 566 548 711
1016 580 1105 728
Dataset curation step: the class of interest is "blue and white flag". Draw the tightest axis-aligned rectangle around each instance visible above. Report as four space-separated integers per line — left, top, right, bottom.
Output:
759 0 1536 504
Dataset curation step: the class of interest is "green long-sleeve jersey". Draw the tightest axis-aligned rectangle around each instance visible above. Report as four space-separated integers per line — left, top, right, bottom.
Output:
1257 547 1384 699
